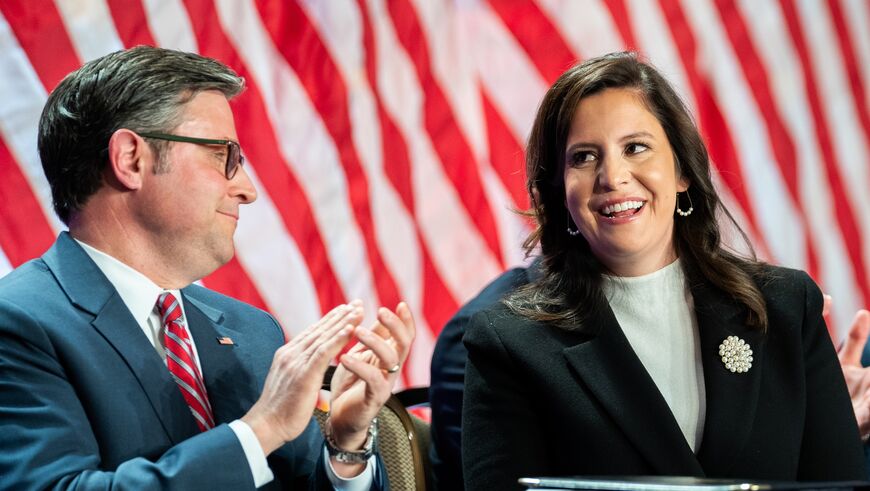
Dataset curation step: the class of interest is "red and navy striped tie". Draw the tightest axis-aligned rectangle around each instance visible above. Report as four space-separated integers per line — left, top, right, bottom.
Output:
156 292 215 432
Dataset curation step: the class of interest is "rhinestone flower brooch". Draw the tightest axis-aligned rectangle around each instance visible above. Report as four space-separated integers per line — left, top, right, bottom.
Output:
719 335 753 373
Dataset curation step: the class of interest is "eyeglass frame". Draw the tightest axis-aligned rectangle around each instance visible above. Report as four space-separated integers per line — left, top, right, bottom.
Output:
138 132 245 180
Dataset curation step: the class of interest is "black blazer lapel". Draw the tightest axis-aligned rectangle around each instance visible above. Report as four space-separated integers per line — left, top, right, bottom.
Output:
692 281 765 476
563 301 704 476
183 294 259 424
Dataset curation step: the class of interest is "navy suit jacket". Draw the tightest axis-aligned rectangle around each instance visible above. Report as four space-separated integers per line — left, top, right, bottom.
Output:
462 265 866 490
429 264 535 490
0 233 385 490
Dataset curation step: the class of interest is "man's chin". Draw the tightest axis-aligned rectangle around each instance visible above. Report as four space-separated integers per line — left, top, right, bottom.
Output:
191 243 236 282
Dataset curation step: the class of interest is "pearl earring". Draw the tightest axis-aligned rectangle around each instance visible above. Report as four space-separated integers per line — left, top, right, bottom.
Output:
566 215 580 236
676 192 693 217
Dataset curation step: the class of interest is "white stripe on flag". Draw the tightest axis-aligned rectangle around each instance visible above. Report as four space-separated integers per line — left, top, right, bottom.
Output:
463 1 547 152
298 0 425 311
409 0 488 163
233 163 324 332
0 13 64 234
217 0 381 311
537 0 625 58
366 0 503 302
842 0 870 105
142 0 199 52
797 0 870 281
625 0 696 114
0 247 11 279
737 0 861 340
54 0 123 62
480 165 532 268
682 0 808 269
408 0 532 273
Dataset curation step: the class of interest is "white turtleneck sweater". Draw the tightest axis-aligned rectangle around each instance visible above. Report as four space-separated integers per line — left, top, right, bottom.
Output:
601 260 706 452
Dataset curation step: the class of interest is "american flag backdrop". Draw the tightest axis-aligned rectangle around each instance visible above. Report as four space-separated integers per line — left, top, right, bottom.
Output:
0 0 868 388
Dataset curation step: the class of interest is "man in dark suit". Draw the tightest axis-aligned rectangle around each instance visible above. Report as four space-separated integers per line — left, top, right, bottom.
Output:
0 46 414 490
429 259 539 490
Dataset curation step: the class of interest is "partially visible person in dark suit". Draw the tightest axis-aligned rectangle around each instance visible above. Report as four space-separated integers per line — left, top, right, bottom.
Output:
461 52 865 490
429 259 539 490
0 46 415 490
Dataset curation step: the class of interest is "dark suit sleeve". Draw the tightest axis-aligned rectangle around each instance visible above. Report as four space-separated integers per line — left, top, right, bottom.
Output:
429 306 471 491
0 299 256 491
462 309 550 491
794 273 866 480
430 267 531 490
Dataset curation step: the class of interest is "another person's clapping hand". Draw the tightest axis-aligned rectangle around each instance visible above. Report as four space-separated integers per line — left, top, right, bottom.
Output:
827 295 870 440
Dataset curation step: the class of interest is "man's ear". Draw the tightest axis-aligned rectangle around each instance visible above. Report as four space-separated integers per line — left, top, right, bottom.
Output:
107 129 149 190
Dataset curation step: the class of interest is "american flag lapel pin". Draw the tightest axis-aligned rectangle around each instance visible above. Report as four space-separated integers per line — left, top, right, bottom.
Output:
216 336 235 346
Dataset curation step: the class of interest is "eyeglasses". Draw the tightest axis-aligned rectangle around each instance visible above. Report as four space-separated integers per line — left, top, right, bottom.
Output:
139 133 245 180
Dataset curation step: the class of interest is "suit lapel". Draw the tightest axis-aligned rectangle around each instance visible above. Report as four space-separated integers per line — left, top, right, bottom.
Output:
691 280 765 475
43 233 199 443
183 293 257 423
563 301 705 476
91 294 200 442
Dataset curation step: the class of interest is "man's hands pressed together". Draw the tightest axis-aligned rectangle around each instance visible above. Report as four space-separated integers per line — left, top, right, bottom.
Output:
241 299 416 477
328 302 416 476
242 302 363 455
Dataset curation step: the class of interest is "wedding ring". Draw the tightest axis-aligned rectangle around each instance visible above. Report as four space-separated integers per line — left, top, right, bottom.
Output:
386 364 401 374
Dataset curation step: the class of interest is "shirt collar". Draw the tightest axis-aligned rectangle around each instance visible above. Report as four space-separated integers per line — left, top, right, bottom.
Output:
75 239 180 326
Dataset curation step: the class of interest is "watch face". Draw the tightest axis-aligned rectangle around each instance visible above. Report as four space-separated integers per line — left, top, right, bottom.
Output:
325 417 378 463
334 451 371 465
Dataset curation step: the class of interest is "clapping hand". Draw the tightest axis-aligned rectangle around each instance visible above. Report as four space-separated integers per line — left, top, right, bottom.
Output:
242 302 364 455
327 302 416 475
827 295 870 441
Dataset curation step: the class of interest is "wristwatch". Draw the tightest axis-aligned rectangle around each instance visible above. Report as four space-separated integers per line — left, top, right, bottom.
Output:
324 417 379 464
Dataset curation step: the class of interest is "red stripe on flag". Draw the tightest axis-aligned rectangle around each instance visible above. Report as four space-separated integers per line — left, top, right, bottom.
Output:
387 0 505 267
602 0 640 50
778 0 870 304
253 0 402 312
421 245 459 337
357 0 415 214
106 0 157 48
712 0 820 281
481 89 529 211
657 0 771 256
378 104 415 213
0 0 80 91
0 138 55 266
202 256 270 312
487 0 576 83
828 0 870 168
357 0 461 339
182 0 347 310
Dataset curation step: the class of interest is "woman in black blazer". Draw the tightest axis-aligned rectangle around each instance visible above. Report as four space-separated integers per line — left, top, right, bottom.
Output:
461 52 866 490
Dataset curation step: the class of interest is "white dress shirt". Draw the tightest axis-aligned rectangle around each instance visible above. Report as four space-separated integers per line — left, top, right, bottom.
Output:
76 239 373 490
